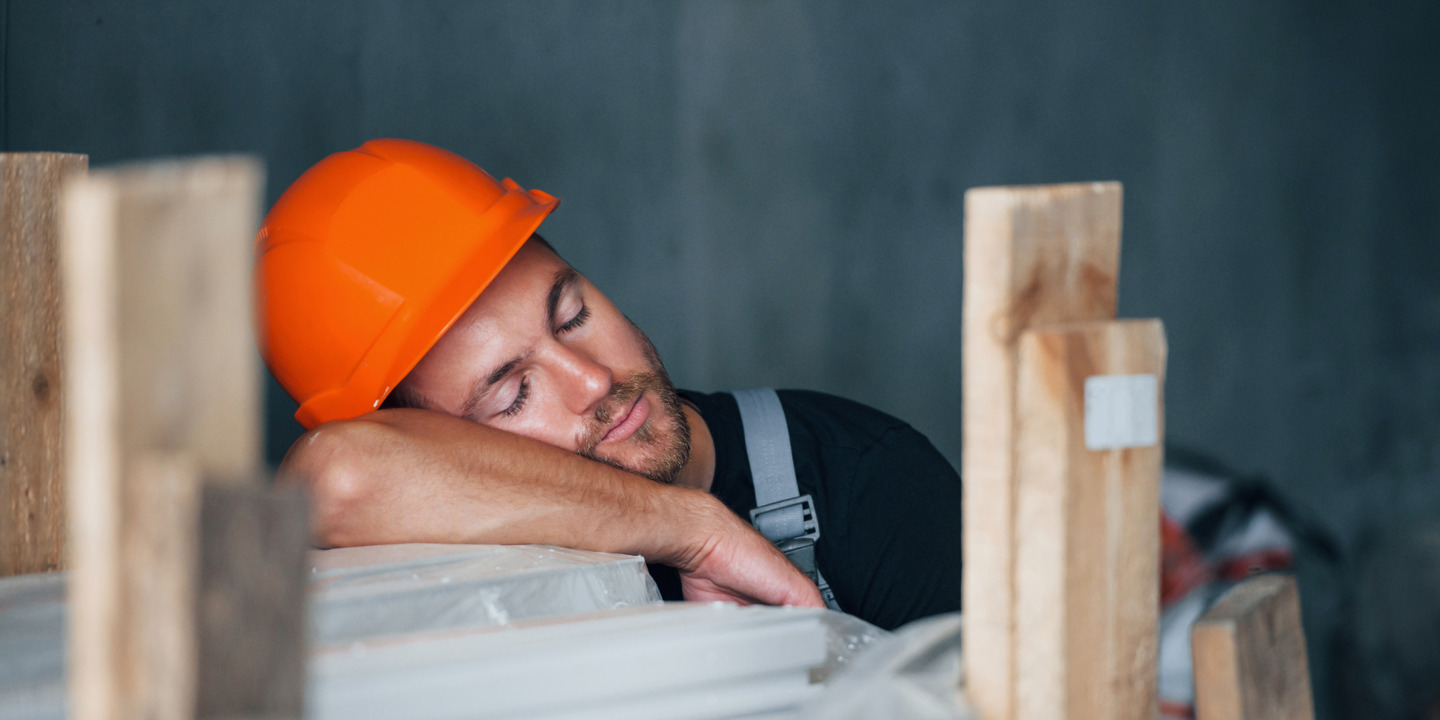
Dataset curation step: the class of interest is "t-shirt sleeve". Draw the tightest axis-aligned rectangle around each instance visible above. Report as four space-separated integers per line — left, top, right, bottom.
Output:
822 424 963 630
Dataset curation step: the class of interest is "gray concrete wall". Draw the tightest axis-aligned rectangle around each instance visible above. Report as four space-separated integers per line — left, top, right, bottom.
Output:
6 2 1440 715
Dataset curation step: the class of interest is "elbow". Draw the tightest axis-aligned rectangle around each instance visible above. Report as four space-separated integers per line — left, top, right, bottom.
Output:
277 422 379 549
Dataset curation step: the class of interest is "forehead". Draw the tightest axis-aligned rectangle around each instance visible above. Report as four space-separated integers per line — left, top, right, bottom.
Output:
436 240 570 349
468 240 567 318
401 240 571 396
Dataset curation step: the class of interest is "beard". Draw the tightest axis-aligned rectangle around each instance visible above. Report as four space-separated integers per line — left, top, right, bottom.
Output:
572 325 691 485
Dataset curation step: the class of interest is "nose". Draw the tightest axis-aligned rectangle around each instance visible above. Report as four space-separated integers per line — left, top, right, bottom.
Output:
548 342 613 416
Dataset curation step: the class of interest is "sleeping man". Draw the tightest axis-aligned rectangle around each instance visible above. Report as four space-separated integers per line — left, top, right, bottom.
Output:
258 139 963 630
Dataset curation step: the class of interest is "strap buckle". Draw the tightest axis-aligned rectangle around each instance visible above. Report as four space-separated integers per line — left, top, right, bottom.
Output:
751 495 838 609
749 493 819 543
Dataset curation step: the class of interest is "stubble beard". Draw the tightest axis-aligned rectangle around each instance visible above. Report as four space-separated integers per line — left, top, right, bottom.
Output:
574 326 691 485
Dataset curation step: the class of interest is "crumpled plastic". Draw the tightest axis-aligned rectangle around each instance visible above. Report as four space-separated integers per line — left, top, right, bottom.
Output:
811 609 892 683
801 611 975 720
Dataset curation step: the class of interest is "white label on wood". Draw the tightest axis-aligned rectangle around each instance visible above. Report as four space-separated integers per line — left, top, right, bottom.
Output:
1084 374 1158 450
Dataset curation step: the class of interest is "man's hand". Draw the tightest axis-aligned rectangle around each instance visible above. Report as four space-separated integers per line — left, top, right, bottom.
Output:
279 408 822 609
667 500 825 608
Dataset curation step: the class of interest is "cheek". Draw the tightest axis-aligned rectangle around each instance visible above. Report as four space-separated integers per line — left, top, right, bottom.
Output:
488 394 587 451
589 314 651 366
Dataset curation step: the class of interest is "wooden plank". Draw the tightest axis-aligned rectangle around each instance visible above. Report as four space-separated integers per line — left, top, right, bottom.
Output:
1192 574 1315 720
961 182 1122 720
61 157 308 720
69 158 264 478
0 152 87 576
93 451 203 720
1013 319 1166 720
195 481 309 718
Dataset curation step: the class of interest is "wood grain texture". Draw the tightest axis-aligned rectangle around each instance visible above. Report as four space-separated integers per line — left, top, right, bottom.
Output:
1192 574 1315 720
102 452 203 720
195 481 308 719
1013 319 1166 720
61 157 289 720
0 153 87 576
110 158 264 479
961 182 1122 720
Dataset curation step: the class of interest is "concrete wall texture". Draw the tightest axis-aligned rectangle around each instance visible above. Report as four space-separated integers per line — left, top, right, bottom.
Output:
5 2 1439 716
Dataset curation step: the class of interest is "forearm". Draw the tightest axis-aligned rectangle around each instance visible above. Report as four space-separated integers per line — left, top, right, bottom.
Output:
280 408 824 608
278 408 718 567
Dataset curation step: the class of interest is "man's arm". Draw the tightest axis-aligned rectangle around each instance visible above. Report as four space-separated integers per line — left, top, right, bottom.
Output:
279 408 822 608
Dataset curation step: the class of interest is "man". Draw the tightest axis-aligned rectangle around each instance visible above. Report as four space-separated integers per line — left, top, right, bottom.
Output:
258 139 962 630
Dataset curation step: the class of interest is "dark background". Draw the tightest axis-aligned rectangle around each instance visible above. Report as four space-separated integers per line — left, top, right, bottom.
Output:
5 1 1439 716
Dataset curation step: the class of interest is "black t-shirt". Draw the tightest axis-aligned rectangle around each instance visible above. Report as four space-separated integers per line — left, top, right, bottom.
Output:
651 388 963 631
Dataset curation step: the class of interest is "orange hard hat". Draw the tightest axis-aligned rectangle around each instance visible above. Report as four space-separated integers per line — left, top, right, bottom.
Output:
255 139 559 429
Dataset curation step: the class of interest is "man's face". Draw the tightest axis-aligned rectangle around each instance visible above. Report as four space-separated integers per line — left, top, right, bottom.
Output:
397 239 691 484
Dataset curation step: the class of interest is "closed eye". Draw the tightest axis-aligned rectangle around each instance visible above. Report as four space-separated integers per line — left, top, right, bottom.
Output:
556 305 590 334
499 376 530 417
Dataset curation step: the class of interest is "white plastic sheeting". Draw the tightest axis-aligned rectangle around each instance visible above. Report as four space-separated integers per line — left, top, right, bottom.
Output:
800 612 975 720
309 543 661 646
312 603 829 720
0 572 66 720
0 544 663 720
811 608 890 683
0 544 911 720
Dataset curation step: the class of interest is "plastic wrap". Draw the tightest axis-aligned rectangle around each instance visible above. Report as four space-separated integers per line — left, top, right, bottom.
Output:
0 544 662 720
311 602 828 720
811 609 891 683
6 547 868 720
0 572 67 720
309 543 662 646
800 612 975 720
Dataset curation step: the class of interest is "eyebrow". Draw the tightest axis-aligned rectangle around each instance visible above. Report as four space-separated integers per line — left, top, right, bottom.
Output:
460 267 581 420
546 267 580 327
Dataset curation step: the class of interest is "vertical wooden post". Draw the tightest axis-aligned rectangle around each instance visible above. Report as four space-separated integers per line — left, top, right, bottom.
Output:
62 157 307 720
1013 320 1166 720
1192 575 1315 720
962 183 1122 720
194 482 309 717
63 158 263 478
0 153 87 577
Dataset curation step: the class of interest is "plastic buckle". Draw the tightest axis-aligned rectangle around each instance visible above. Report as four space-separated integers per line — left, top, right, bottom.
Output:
751 495 829 596
749 493 820 543
776 536 818 576
775 536 839 611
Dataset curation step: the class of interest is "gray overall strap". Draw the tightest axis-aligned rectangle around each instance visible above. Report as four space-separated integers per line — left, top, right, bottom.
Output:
731 388 840 611
734 388 805 540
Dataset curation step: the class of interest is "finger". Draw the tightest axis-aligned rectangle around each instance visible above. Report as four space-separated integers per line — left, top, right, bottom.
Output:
784 582 825 608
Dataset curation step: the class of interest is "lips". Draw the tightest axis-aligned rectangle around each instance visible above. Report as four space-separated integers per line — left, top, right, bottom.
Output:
600 393 650 445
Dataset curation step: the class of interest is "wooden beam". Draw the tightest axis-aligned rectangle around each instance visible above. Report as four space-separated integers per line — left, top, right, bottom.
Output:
87 450 203 720
194 481 309 718
961 182 1122 720
1192 574 1315 720
62 156 306 720
0 152 87 577
1012 319 1166 720
62 158 263 480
